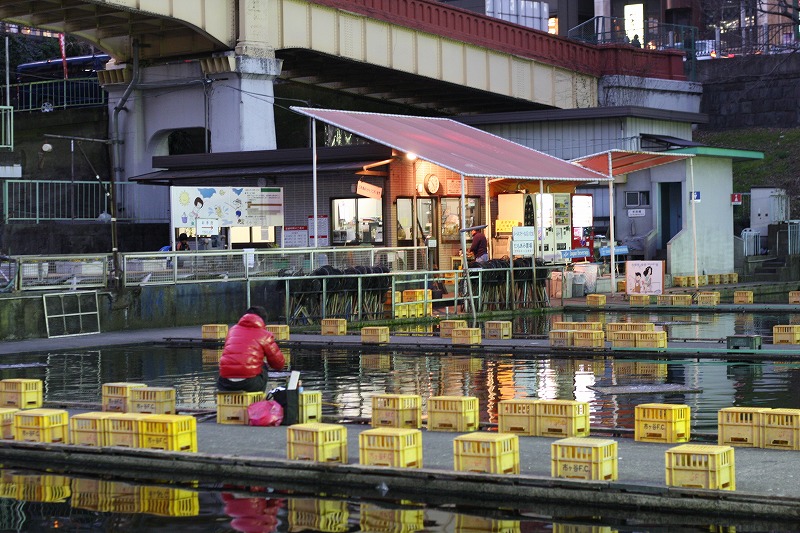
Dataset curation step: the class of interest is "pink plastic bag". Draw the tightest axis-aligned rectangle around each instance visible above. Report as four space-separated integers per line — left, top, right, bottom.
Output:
247 400 283 426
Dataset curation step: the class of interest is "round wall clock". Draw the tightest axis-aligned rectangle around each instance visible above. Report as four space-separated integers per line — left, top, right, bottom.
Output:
424 174 440 194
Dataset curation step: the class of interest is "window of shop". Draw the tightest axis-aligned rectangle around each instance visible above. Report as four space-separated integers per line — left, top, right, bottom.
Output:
625 191 650 207
441 196 481 242
331 198 383 245
396 197 414 246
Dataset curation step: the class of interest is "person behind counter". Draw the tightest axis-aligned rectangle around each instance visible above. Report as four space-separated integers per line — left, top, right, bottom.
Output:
218 306 285 393
468 228 489 263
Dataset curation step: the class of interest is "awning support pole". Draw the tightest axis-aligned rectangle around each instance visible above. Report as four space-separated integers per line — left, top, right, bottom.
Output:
459 173 477 322
312 118 319 252
608 152 616 296
691 158 699 289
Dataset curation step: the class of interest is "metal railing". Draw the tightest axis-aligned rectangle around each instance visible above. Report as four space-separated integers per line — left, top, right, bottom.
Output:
0 78 107 113
2 180 167 223
0 106 12 150
700 23 799 58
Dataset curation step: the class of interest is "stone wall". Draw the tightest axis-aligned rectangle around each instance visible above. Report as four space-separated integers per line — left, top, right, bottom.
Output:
697 54 800 129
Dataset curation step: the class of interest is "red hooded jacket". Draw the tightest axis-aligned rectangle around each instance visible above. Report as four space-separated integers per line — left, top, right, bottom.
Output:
219 313 285 379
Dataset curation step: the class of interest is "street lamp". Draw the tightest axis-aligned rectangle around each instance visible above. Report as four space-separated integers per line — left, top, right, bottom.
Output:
43 133 120 288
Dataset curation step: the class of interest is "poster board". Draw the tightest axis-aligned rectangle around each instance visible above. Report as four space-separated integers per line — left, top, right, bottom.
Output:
308 215 330 246
625 260 664 295
170 186 284 228
284 226 309 248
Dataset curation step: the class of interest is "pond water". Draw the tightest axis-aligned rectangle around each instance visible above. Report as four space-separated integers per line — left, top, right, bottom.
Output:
1 310 798 531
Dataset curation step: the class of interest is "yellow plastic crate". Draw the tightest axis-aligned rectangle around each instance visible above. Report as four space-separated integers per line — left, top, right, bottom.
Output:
359 504 424 533
552 321 603 331
14 474 71 503
790 291 800 304
452 328 482 345
498 399 538 436
610 331 637 349
762 408 800 450
629 294 650 306
427 396 479 432
536 400 590 438
665 444 735 490
586 294 606 307
102 382 148 413
635 330 667 349
673 275 688 287
0 378 43 409
371 394 422 429
321 318 347 336
635 403 691 443
453 432 519 475
104 413 151 448
359 428 423 468
0 408 19 439
287 422 348 462
266 324 290 341
549 330 574 348
130 387 176 415
402 289 430 302
606 322 655 333
729 272 739 283
70 412 112 446
393 303 409 319
300 390 322 423
14 408 69 443
673 294 693 305
717 407 770 448
361 326 390 345
696 275 708 286
719 273 731 284
697 292 719 306
573 330 605 349
484 320 512 340
216 391 265 425
708 274 721 285
773 324 800 344
734 291 753 304
656 294 673 306
439 320 468 338
139 414 197 452
551 437 618 481
201 323 228 340
141 487 200 517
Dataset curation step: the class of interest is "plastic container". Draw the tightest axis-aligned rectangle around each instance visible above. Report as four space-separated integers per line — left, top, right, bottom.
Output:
0 378 43 409
321 318 347 336
762 408 800 450
718 407 770 448
773 325 800 345
287 422 348 462
573 263 598 293
427 396 479 432
130 387 176 415
629 294 650 306
451 328 482 345
484 321 512 340
549 330 574 348
536 400 590 438
359 428 422 468
635 403 691 443
104 413 151 448
453 432 519 474
361 326 390 345
665 444 735 490
439 320 467 338
573 330 605 349
371 394 422 429
299 390 322 423
498 399 538 435
551 437 618 481
139 414 197 452
14 408 69 443
734 291 754 304
586 294 606 307
102 382 147 413
0 407 18 439
266 324 290 341
70 411 111 446
216 391 265 425
201 324 228 340
635 330 668 350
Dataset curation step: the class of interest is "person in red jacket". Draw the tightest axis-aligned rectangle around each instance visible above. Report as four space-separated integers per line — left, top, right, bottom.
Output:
218 306 285 393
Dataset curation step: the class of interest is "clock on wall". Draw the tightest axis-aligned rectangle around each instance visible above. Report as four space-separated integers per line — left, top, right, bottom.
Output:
424 174 440 194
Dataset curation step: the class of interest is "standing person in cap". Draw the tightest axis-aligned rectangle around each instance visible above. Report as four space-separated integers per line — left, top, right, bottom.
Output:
468 228 489 263
218 306 285 393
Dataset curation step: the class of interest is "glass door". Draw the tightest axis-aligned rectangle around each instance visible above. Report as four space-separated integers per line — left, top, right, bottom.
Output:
416 197 438 269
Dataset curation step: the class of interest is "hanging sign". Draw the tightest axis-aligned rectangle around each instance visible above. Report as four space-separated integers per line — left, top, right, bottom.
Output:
356 180 382 199
561 248 590 259
690 191 701 203
731 193 742 205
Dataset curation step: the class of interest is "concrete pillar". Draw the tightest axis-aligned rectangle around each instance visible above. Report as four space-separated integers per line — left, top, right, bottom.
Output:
594 0 610 19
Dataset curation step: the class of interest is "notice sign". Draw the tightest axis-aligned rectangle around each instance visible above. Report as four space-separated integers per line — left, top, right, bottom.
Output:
195 218 219 236
284 226 308 248
628 209 646 218
625 260 664 295
308 215 329 246
690 191 701 203
170 186 284 228
731 193 742 205
511 240 534 255
512 226 536 241
356 180 382 199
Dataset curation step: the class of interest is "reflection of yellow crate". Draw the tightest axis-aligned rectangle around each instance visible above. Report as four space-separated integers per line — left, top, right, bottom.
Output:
635 403 690 443
372 394 422 429
454 432 519 474
201 324 228 340
201 348 222 365
551 437 617 481
762 408 800 450
497 398 539 436
553 321 603 331
14 475 71 503
14 409 68 443
141 487 200 517
697 292 720 306
0 408 19 439
773 325 800 344
361 326 390 345
140 414 197 452
629 294 650 306
300 390 322 423
216 391 265 425
452 328 482 345
635 362 668 377
635 331 667 349
289 500 349 533
321 318 347 336
440 320 468 338
442 357 483 373
586 294 606 307
428 396 479 432
484 320 512 339
360 504 424 533
718 407 769 448
734 291 753 304
130 387 176 415
665 444 735 490
573 330 605 349
287 422 348 462
70 412 111 446
104 413 151 448
456 515 521 533
361 354 391 370
266 324 290 341
102 480 141 513
0 379 43 409
102 382 147 413
549 330 574 348
359 428 422 468
536 400 590 438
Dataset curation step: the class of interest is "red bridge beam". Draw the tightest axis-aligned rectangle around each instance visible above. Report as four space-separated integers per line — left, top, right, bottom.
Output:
312 0 687 81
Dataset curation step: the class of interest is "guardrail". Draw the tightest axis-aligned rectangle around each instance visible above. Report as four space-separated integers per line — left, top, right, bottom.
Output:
0 78 107 113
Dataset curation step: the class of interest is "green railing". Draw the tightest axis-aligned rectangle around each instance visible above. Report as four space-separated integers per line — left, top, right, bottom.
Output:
0 106 12 150
0 78 107 113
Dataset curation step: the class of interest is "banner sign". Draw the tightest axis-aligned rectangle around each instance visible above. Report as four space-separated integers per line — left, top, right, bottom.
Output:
356 180 382 199
599 245 629 256
560 248 590 259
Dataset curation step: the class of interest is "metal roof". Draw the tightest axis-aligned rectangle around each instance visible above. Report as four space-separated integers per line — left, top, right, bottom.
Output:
291 107 610 182
570 149 694 177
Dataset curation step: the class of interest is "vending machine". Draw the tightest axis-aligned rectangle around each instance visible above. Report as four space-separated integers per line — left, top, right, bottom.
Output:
571 194 594 262
496 193 536 227
533 193 555 261
552 193 572 262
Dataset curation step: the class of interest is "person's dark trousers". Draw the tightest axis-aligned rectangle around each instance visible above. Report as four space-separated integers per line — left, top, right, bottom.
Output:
217 366 269 393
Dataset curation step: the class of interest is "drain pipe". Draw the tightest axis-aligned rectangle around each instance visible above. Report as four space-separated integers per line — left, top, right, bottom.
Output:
109 41 141 289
